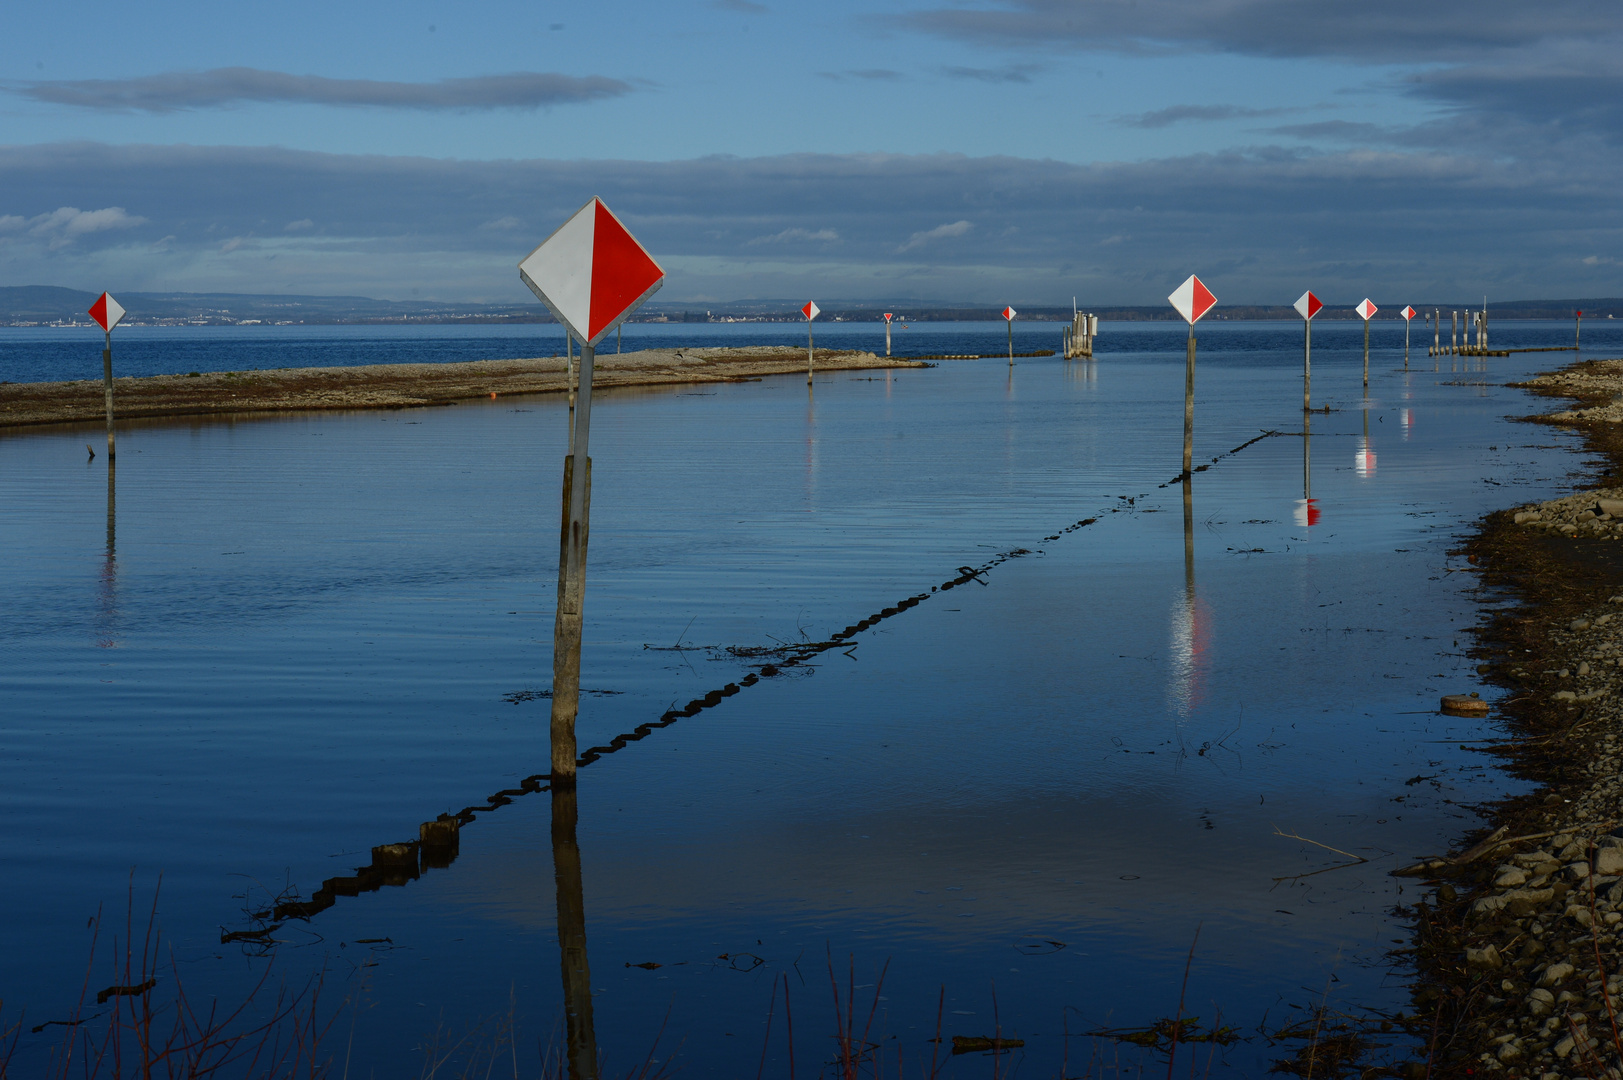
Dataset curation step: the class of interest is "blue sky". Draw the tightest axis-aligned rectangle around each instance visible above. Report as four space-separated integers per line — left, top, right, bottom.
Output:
2 0 1619 305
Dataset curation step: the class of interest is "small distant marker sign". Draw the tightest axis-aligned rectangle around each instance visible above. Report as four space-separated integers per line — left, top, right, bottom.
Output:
884 312 893 323
1002 306 1017 321
1401 305 1417 322
518 197 664 347
1293 291 1322 321
1356 298 1378 321
803 301 820 321
89 292 125 332
1168 275 1217 325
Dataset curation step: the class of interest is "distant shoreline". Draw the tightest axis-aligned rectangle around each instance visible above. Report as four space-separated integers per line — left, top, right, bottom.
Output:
0 346 924 432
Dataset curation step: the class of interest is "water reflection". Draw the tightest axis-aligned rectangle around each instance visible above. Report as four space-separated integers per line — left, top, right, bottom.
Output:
551 786 600 1080
96 462 117 649
1294 413 1319 528
1356 403 1376 478
1168 478 1207 717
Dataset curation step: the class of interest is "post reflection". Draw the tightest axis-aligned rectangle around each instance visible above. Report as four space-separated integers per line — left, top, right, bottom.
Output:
551 785 600 1080
1294 412 1318 528
97 461 118 649
805 384 818 507
1356 402 1376 478
1168 478 1207 717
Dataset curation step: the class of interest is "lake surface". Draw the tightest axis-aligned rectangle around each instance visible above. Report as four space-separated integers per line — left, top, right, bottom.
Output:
0 320 1614 1075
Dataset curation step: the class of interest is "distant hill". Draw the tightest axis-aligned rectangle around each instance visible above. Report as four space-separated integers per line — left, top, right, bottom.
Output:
1 286 1617 326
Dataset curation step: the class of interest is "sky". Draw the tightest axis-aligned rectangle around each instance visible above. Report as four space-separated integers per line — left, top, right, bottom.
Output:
2 0 1620 306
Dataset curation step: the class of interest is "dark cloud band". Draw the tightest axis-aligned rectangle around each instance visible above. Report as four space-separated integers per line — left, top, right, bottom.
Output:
9 68 633 113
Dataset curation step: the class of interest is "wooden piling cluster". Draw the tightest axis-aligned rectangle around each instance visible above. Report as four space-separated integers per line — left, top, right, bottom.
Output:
1429 305 1507 356
1062 311 1098 359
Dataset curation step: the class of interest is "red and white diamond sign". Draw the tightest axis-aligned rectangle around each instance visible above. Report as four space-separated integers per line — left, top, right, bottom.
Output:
1356 298 1378 321
89 292 125 332
1002 306 1017 321
802 301 820 321
518 197 664 347
1401 305 1417 322
1293 290 1322 322
1168 275 1216 325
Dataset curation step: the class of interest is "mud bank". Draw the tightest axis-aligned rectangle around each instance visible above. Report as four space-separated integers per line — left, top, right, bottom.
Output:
1411 358 1623 1078
0 345 924 430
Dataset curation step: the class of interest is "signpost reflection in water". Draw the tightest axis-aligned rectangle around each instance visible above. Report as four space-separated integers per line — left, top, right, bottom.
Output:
551 786 600 1080
97 462 117 649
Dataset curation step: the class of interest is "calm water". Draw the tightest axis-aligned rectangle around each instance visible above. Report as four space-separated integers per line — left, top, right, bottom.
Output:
0 320 1614 1075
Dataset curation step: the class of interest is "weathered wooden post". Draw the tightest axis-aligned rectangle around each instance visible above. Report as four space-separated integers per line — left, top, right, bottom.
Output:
884 312 893 357
1356 299 1378 388
88 293 125 460
1433 309 1441 357
1002 306 1017 366
1577 309 1583 350
802 301 819 384
520 197 665 784
1294 290 1321 410
1451 310 1458 355
1401 305 1417 368
1168 275 1216 476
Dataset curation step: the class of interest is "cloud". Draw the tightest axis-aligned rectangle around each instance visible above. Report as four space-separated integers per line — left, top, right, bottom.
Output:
0 141 1620 303
8 68 634 113
3 205 147 249
898 220 973 252
942 66 1034 84
284 219 314 231
219 236 247 253
819 69 905 82
748 227 840 245
894 0 1622 65
479 216 523 231
1119 104 1291 129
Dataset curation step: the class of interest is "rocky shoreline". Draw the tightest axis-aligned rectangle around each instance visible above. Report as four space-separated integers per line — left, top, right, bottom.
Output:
0 345 925 430
1410 358 1623 1078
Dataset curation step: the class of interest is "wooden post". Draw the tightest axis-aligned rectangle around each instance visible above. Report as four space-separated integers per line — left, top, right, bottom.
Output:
1578 310 1583 350
1451 310 1458 355
807 322 814 384
1007 316 1014 366
550 344 595 784
551 785 599 1080
102 330 116 460
1362 316 1370 388
885 318 891 357
1303 317 1312 411
1403 315 1410 368
1434 309 1440 357
617 323 622 354
1183 326 1196 475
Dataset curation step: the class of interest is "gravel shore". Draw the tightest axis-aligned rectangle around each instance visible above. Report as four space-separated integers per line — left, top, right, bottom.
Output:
1412 358 1623 1079
0 345 925 430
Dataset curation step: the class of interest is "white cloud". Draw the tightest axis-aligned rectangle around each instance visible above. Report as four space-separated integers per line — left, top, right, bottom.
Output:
898 219 972 252
284 218 314 231
220 236 247 253
748 227 840 245
479 216 522 231
22 206 145 249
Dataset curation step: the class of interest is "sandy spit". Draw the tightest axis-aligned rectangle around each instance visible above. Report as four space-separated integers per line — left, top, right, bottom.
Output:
0 346 925 430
